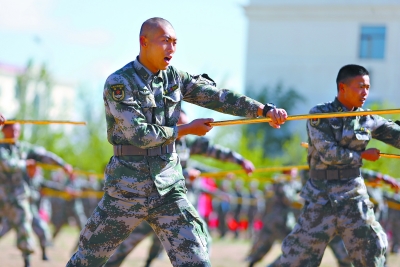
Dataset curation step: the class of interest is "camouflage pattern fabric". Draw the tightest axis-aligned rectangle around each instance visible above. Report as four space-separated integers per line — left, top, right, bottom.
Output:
104 221 160 267
278 97 400 267
102 59 261 197
246 179 300 266
67 182 210 267
51 177 87 239
105 135 235 267
68 58 262 267
0 141 68 258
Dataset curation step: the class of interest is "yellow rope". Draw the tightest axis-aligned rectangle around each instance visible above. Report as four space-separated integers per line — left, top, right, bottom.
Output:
209 109 400 127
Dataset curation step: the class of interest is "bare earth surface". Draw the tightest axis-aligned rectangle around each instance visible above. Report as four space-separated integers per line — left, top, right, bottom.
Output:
0 227 399 267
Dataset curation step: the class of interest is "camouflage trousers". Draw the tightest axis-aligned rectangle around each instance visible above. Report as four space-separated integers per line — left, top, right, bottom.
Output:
104 221 163 267
266 236 352 267
67 182 210 267
278 199 387 267
0 195 35 256
0 203 51 248
246 210 292 264
52 198 87 239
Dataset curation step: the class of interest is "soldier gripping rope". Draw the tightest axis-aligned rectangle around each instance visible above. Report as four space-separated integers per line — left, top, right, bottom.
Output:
105 109 255 267
0 122 73 267
66 17 287 267
277 64 400 267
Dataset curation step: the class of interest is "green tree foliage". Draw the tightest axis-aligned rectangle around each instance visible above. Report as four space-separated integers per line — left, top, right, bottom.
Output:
245 83 306 156
12 61 112 176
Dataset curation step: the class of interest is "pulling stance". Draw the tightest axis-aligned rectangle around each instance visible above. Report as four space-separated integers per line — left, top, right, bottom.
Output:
278 64 400 267
66 17 287 267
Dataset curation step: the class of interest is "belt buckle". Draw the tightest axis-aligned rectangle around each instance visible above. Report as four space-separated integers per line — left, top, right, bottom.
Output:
326 169 339 181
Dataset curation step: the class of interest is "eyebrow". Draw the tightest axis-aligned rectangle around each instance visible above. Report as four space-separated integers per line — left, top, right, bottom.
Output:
162 35 177 41
358 82 370 86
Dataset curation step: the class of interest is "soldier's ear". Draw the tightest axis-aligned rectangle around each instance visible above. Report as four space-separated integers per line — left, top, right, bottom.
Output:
140 36 148 48
338 82 346 92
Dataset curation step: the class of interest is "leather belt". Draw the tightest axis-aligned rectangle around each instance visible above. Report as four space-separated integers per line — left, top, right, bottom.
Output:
113 143 175 157
310 168 360 181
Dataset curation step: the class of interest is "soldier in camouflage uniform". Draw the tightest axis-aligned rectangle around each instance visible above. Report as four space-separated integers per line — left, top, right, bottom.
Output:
277 64 400 267
245 169 302 267
0 165 53 261
66 17 287 267
51 173 88 240
105 110 255 267
0 122 72 267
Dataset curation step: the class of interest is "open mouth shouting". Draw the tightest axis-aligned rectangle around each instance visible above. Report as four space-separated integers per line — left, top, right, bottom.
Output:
164 56 172 64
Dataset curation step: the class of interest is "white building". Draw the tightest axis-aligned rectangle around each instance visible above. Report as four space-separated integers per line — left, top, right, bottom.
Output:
244 0 400 109
0 62 76 121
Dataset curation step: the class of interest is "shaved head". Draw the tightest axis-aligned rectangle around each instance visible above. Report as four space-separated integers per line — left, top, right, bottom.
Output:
140 17 173 38
138 17 177 73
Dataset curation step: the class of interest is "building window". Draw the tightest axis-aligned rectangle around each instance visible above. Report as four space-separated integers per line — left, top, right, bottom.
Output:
359 26 386 59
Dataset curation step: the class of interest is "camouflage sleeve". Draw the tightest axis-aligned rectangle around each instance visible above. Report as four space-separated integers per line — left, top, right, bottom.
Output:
27 144 65 167
104 74 177 148
189 137 244 165
307 106 362 166
371 115 400 149
178 71 262 118
0 148 26 172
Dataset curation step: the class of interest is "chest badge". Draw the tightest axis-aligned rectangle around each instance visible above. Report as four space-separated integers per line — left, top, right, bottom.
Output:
111 84 125 102
164 84 179 95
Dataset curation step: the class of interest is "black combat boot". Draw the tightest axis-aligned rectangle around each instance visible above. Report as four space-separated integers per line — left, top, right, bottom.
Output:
42 246 49 260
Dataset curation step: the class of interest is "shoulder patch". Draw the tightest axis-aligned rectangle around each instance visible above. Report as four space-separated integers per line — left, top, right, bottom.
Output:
310 118 320 127
110 84 125 102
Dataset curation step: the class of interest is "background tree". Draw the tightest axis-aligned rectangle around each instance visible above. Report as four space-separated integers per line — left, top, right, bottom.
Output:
245 83 306 156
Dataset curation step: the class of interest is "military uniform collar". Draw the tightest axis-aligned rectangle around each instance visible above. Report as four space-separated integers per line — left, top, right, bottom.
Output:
133 57 163 84
332 97 357 112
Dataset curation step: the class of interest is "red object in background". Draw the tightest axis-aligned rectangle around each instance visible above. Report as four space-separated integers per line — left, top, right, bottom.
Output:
239 220 249 230
228 218 239 231
198 177 218 220
39 209 50 223
253 220 263 230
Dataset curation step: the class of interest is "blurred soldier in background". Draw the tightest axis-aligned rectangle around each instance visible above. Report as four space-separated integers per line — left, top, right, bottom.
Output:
245 168 301 267
0 122 72 267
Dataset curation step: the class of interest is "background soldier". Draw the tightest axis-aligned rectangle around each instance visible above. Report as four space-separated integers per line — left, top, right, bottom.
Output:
245 169 302 267
0 122 72 267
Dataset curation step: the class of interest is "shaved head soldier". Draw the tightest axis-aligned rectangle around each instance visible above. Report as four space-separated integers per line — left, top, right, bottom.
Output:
67 17 287 267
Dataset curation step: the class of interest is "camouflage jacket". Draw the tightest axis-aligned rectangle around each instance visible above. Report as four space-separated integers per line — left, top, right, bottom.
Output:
103 58 262 195
301 97 400 206
0 141 66 199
